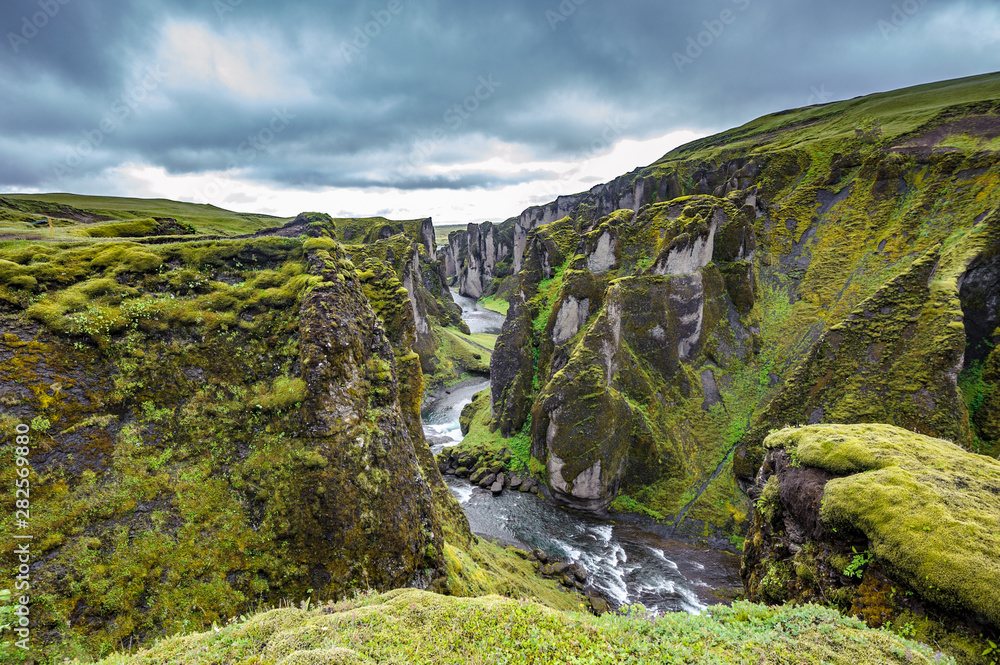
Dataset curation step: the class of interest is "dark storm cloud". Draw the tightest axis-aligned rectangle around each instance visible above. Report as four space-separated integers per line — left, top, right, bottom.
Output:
1 0 998 193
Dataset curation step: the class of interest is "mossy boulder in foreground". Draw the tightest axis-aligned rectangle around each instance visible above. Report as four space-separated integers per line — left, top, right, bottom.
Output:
743 424 1000 662
82 588 952 665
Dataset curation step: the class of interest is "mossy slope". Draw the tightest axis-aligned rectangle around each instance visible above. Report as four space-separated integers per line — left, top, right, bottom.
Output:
479 72 1000 545
83 588 951 665
0 193 288 237
768 424 1000 628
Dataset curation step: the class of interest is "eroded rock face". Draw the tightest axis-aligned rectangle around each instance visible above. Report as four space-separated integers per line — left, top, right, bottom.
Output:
486 199 759 512
457 221 514 299
735 248 973 483
0 219 455 658
551 296 590 345
440 229 468 279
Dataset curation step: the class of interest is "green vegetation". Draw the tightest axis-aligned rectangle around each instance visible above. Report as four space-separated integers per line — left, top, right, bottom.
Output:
766 424 1000 628
0 214 474 663
0 193 287 237
656 72 1000 166
434 223 467 245
440 539 581 612
479 293 510 315
450 389 532 473
332 216 429 247
426 326 491 388
83 588 952 665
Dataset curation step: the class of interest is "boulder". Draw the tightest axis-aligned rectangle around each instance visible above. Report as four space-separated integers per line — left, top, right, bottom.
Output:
588 592 610 615
549 561 570 576
744 424 1000 633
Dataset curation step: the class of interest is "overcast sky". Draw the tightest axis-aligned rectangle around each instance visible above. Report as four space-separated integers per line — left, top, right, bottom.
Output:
1 0 998 224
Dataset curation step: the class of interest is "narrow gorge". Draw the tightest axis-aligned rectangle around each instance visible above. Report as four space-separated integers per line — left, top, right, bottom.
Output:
2 72 999 665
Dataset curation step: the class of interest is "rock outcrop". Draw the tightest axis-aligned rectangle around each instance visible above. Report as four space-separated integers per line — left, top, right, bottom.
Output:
488 198 758 516
438 219 516 299
743 424 1000 658
0 216 461 660
457 221 514 299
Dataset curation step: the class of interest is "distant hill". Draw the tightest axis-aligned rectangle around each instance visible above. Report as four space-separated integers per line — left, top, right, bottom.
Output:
0 193 291 238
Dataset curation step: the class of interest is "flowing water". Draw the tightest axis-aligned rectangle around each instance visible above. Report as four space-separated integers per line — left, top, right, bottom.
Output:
421 288 741 613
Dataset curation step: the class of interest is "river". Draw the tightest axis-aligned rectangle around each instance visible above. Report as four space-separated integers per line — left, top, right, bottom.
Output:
421 289 741 613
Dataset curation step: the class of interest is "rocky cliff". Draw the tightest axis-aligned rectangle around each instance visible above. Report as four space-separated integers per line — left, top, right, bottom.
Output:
439 219 516 300
332 216 488 394
478 72 1000 543
0 215 466 660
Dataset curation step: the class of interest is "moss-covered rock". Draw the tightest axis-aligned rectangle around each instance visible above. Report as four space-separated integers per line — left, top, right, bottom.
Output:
743 424 1000 663
487 201 756 522
0 217 455 662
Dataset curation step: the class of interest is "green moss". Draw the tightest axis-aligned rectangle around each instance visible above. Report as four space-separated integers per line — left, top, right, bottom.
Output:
0 224 458 662
766 424 1000 627
82 218 160 238
756 475 782 523
255 377 308 411
450 389 533 472
83 588 954 665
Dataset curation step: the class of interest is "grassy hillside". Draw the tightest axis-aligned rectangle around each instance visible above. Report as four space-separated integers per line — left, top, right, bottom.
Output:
0 193 290 237
656 71 1000 166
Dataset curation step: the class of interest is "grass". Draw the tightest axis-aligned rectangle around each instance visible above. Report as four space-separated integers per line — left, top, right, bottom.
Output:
426 326 492 391
449 388 532 473
81 588 953 665
434 223 468 245
656 71 1000 166
0 193 289 237
478 294 510 315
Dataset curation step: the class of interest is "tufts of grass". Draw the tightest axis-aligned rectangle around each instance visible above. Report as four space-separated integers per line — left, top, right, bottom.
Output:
82 588 954 665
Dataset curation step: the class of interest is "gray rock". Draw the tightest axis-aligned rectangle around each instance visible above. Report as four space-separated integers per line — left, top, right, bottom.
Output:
550 561 570 576
490 480 503 496
588 592 610 615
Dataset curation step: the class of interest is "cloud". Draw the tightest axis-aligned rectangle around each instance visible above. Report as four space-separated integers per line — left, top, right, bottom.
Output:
1 0 998 222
